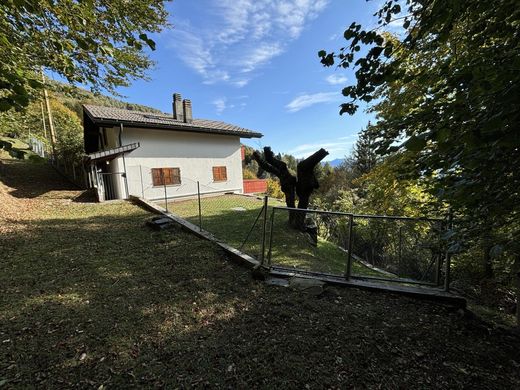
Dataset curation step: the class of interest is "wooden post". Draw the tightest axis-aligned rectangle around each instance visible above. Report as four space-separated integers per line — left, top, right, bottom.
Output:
40 102 48 141
41 71 57 157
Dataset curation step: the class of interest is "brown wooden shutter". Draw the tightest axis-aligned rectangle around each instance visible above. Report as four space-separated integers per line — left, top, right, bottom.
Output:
172 168 181 184
152 168 162 186
163 168 173 185
213 166 227 181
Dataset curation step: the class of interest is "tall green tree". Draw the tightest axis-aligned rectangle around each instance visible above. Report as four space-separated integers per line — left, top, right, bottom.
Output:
0 0 170 111
320 0 520 323
352 122 380 178
320 0 520 252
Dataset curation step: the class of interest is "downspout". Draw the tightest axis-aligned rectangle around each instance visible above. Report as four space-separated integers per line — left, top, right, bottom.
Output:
119 123 130 199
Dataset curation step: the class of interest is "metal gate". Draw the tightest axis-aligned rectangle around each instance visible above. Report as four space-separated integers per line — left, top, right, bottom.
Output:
97 172 126 201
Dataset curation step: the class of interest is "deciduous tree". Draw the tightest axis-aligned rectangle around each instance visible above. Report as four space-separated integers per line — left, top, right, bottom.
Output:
0 0 170 111
320 0 520 323
253 146 328 229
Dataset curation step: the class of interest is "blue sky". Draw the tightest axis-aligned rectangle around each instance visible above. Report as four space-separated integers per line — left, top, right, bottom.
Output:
112 1 386 161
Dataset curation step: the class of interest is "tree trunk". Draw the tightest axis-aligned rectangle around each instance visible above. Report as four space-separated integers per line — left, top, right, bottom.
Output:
482 241 494 279
253 146 328 231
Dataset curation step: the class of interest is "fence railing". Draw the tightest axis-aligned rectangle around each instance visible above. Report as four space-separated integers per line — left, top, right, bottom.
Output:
139 171 453 290
264 206 451 290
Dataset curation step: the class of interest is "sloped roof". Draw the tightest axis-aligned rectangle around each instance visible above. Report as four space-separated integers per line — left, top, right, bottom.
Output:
83 104 263 138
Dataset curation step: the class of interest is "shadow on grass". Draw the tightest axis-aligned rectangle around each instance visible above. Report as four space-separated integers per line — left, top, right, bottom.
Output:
1 203 520 388
0 159 83 200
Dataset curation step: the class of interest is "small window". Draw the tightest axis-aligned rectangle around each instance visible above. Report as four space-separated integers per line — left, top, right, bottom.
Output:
212 166 227 182
152 168 181 186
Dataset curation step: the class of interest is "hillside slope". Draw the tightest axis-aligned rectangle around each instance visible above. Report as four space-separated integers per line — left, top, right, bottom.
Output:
0 80 162 140
1 158 520 388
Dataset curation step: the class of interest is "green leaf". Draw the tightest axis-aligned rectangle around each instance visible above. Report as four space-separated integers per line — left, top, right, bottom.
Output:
403 135 427 152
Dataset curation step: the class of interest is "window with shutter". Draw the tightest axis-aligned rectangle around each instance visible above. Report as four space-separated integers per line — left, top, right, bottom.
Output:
152 168 162 186
152 168 181 186
212 166 227 182
171 168 181 184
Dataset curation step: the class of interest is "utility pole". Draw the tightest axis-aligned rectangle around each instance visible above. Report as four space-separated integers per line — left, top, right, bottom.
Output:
41 71 57 156
40 102 47 140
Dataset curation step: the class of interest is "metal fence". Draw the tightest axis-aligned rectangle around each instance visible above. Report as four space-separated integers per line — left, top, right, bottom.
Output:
130 162 453 290
263 206 451 289
172 191 275 261
51 158 88 189
140 171 276 260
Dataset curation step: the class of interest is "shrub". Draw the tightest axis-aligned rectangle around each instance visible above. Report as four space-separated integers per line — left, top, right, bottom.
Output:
266 178 284 200
242 168 257 179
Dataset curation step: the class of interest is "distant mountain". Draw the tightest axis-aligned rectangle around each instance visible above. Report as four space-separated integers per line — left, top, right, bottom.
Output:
325 158 344 168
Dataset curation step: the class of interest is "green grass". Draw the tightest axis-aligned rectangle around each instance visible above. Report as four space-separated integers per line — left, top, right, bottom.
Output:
0 136 43 162
168 195 385 277
2 159 520 388
0 136 30 150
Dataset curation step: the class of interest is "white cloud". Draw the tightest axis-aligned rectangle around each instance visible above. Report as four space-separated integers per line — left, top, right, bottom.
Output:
170 0 330 86
240 42 284 73
288 138 356 159
285 92 339 113
212 97 230 114
326 74 348 85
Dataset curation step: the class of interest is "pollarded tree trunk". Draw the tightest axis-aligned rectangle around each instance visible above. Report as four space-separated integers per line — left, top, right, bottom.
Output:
253 146 329 231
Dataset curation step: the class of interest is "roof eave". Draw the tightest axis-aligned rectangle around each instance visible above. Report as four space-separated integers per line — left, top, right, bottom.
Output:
84 111 263 139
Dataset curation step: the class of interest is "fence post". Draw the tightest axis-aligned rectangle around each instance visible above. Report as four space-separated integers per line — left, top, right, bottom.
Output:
162 170 168 212
398 224 403 277
345 214 354 280
267 208 276 267
444 209 453 292
260 196 268 265
139 165 144 198
197 181 202 231
435 220 443 286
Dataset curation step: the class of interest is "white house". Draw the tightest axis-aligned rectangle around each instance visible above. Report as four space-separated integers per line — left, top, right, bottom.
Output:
83 93 262 201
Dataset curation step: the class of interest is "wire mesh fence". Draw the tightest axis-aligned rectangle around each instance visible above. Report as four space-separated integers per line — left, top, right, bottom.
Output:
128 164 284 260
129 163 450 288
265 206 448 287
349 216 444 284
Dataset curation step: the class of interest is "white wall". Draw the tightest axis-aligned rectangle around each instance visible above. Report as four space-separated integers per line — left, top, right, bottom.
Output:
120 127 243 200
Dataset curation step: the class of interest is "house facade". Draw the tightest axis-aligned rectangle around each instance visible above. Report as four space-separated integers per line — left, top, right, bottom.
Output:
83 94 262 201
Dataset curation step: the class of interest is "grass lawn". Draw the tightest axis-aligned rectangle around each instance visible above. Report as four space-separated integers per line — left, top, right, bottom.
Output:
2 159 520 388
0 136 44 161
167 195 385 277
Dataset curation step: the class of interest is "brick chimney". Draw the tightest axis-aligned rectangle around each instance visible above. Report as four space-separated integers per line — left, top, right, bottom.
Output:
172 93 183 121
182 99 192 123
